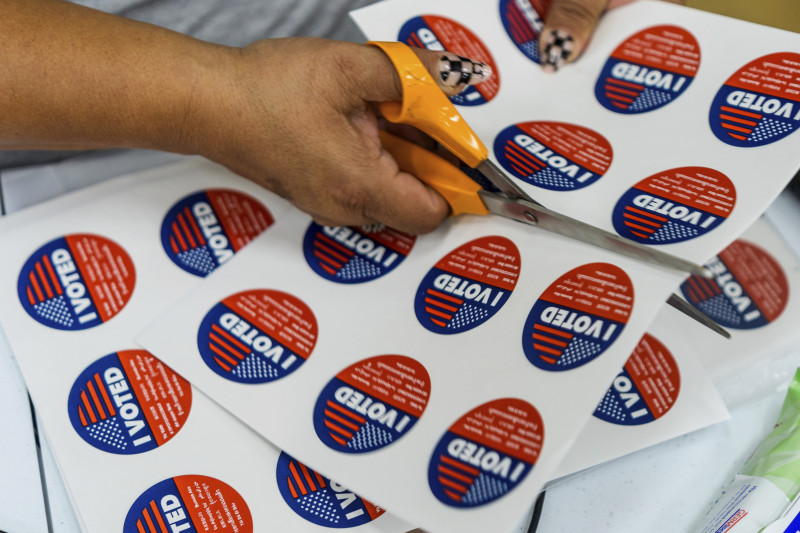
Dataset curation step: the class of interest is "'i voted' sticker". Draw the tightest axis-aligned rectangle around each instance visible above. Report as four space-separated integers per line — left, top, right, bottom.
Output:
161 189 274 277
428 398 543 508
594 333 680 425
68 350 191 454
313 354 430 454
399 15 500 106
498 0 552 64
595 25 699 114
523 263 633 371
709 52 800 147
123 475 252 533
681 239 789 329
415 236 520 334
18 234 135 330
197 289 317 384
303 224 415 283
612 167 735 244
276 452 385 528
494 121 613 191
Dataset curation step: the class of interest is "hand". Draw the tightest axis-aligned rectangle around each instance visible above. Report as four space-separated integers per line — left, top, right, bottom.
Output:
539 0 685 72
182 38 491 234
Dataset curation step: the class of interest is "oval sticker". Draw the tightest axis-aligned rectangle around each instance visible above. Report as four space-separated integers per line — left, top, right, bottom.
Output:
594 333 680 425
522 262 633 371
709 52 800 147
612 167 735 244
428 398 543 508
498 0 552 64
123 475 252 533
302 224 416 283
414 236 520 334
276 452 385 528
17 234 135 330
494 121 613 191
595 25 700 114
680 239 789 329
398 15 500 106
197 289 318 383
313 355 430 454
161 189 274 277
68 350 191 454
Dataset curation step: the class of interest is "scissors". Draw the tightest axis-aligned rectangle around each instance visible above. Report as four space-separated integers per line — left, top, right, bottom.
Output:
368 41 730 338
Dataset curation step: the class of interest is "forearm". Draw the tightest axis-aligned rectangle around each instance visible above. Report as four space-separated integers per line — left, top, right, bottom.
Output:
0 0 233 153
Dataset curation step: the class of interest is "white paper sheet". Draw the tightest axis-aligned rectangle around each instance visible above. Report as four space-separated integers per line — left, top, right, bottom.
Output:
0 159 415 533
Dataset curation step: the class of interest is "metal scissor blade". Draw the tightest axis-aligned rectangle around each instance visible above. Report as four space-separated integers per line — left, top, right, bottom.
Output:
476 160 543 206
479 191 713 279
666 293 731 338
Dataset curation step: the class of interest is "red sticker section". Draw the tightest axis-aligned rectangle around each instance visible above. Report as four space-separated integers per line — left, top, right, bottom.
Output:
594 333 681 425
609 25 700 76
118 350 192 446
613 167 736 244
205 190 274 252
538 263 634 323
174 475 253 532
724 52 800 101
67 234 136 322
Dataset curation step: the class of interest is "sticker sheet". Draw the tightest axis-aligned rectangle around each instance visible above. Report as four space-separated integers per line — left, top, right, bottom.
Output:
553 303 729 479
0 159 413 533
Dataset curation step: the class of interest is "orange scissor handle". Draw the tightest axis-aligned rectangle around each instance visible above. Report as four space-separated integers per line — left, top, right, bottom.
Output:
368 41 488 169
379 130 489 217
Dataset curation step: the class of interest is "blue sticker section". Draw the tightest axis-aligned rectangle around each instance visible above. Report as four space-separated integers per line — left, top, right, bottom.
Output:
709 85 800 147
494 125 602 191
68 353 157 454
197 303 306 384
313 378 419 454
398 16 487 107
522 301 625 371
18 236 102 331
414 268 511 335
123 478 196 533
612 188 724 245
593 368 655 425
276 452 380 528
595 58 692 114
428 432 531 508
499 0 545 64
160 191 233 278
302 224 408 284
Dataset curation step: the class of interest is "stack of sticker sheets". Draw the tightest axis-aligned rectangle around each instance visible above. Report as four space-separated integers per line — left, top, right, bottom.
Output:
0 0 799 532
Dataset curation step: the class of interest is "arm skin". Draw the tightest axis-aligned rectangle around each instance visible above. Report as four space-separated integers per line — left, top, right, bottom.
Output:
0 0 452 234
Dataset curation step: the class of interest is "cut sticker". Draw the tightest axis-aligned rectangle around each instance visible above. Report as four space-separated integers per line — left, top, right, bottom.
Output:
398 15 500 106
123 475 252 533
313 355 430 454
523 262 633 371
276 452 385 528
612 167 736 244
414 236 520 334
494 121 613 191
498 0 552 64
709 52 800 147
681 239 789 329
595 25 700 114
428 398 543 508
197 289 317 384
594 333 680 425
68 350 191 454
161 189 274 277
17 234 135 330
303 224 416 283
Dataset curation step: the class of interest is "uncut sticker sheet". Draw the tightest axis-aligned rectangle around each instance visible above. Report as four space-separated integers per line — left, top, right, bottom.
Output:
553 303 729 479
0 159 414 533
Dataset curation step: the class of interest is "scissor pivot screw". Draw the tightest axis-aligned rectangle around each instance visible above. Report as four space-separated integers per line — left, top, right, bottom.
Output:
524 212 538 224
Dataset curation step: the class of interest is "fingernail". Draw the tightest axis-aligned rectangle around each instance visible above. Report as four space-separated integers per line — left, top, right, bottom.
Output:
438 52 493 88
541 29 575 73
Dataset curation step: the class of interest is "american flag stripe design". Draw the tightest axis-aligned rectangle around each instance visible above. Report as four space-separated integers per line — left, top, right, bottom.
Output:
323 399 367 447
437 454 480 502
208 322 250 372
605 77 644 109
718 104 763 141
531 323 574 364
169 206 208 254
286 458 327 498
406 32 425 49
424 288 466 328
26 255 65 305
136 499 169 533
622 205 668 240
312 232 355 276
79 372 120 427
505 0 537 44
684 274 722 304
504 139 545 177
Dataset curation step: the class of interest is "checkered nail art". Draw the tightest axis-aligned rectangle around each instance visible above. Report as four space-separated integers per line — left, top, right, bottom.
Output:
542 29 575 72
438 52 492 88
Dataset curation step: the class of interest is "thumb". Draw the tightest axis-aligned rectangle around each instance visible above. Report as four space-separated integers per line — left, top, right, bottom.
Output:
539 0 609 72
